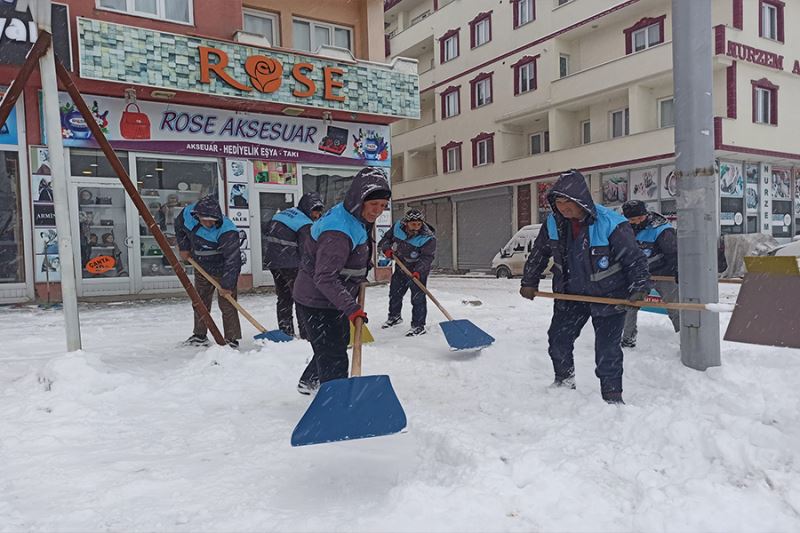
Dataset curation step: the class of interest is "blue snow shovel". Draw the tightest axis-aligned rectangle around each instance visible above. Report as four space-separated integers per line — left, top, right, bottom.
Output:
291 284 407 446
189 258 293 342
393 257 495 351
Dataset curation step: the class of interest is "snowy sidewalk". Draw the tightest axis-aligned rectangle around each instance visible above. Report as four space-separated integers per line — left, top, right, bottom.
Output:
1 279 800 532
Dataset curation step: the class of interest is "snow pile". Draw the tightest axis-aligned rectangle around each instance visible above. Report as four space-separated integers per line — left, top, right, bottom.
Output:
1 279 800 532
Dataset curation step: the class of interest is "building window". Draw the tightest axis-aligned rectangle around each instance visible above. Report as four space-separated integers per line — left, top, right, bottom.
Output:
97 0 192 24
513 0 535 29
512 55 539 95
442 142 463 174
529 131 550 155
557 0 572 5
759 0 784 42
624 16 666 55
658 97 674 128
441 86 460 119
439 29 460 63
293 18 353 53
559 54 570 78
472 133 495 167
610 108 630 138
752 79 778 125
470 73 493 108
243 9 280 46
580 120 591 144
470 12 492 49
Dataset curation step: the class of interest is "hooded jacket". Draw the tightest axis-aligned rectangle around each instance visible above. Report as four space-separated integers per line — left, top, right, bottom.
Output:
632 212 678 278
174 195 242 290
378 220 436 274
293 168 391 315
521 170 650 313
262 192 323 270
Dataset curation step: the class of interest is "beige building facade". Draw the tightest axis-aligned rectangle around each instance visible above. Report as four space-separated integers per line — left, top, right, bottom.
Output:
385 0 800 272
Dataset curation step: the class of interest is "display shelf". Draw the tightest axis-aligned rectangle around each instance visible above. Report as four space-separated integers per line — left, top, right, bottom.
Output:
89 225 118 229
141 255 164 259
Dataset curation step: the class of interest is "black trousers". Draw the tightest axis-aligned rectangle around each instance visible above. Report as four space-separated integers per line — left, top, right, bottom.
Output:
271 268 306 339
296 303 350 385
547 300 626 393
388 267 428 328
192 272 241 341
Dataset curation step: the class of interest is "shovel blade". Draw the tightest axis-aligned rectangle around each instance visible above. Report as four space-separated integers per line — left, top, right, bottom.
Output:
291 375 406 446
254 329 294 342
439 319 495 351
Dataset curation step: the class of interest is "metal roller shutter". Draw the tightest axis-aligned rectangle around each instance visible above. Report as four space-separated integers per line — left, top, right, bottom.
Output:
455 188 513 272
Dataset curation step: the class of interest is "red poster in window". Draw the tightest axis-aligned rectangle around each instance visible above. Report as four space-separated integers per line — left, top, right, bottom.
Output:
86 255 116 274
537 182 554 209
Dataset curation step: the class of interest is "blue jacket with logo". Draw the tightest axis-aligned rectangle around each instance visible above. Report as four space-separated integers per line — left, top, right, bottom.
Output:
521 170 650 314
175 196 242 290
378 220 437 274
633 213 678 278
262 193 323 270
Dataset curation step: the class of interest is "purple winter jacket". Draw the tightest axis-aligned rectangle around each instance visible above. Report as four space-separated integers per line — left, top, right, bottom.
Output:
292 169 391 316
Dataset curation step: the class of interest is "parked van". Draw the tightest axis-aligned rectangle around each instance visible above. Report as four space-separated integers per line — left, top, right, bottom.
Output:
491 224 550 278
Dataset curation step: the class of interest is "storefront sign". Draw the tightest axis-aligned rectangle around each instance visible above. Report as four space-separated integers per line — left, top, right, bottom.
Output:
629 167 658 202
0 2 71 70
719 161 744 198
77 18 420 120
760 164 772 234
54 93 391 167
745 164 760 216
725 41 783 70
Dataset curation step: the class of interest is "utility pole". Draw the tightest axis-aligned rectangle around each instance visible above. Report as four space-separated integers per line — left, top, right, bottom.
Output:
33 0 82 351
672 0 720 370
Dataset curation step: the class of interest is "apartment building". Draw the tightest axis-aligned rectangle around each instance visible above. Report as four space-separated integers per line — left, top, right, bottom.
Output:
385 0 800 272
0 0 418 303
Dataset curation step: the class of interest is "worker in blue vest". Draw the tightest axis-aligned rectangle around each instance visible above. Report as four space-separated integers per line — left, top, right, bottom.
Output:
620 200 680 348
519 170 651 404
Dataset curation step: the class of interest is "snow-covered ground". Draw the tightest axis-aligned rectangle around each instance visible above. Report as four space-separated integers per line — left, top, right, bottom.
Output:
2 278 800 532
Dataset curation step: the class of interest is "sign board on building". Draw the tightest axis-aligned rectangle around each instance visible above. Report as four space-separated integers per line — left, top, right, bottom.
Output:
0 2 71 70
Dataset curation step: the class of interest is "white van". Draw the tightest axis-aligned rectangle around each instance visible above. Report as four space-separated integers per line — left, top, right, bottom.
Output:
491 224 550 278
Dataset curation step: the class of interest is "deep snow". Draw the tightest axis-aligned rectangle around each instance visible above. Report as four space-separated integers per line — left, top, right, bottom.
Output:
1 278 800 532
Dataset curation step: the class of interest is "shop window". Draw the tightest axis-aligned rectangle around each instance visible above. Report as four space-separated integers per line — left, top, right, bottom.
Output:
293 18 352 53
752 79 778 125
441 142 462 174
70 149 129 179
76 186 131 279
0 152 24 284
471 132 495 167
759 0 784 42
440 29 460 63
302 166 360 208
470 12 492 49
610 108 630 138
97 0 192 24
624 16 666 55
512 0 535 29
512 55 538 95
243 9 280 46
658 97 674 128
580 120 591 144
559 54 570 78
441 86 460 119
529 131 550 155
470 73 493 109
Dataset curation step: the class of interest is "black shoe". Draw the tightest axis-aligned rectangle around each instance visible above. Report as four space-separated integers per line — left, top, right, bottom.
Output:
602 391 625 405
551 375 576 389
405 326 426 337
621 337 636 348
183 334 210 346
225 339 239 349
382 316 403 329
297 379 319 396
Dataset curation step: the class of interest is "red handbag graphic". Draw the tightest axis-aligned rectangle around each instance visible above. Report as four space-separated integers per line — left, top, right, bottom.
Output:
120 103 151 140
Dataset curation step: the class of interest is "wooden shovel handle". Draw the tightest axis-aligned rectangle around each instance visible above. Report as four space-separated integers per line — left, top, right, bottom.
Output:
351 284 366 378
533 289 710 312
393 257 455 321
651 274 743 285
187 257 267 333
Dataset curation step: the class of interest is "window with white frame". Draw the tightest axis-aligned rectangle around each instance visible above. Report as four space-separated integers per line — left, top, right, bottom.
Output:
610 108 630 138
755 87 772 124
517 0 534 27
293 18 352 53
443 90 460 118
631 22 661 52
97 0 192 24
443 34 459 62
243 9 279 46
530 131 550 155
475 138 491 166
580 120 591 144
518 62 535 94
658 97 674 128
761 2 778 40
559 54 570 78
474 17 491 47
445 146 461 173
474 77 492 107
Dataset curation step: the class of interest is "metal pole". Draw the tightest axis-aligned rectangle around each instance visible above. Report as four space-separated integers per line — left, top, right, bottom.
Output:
672 0 721 370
